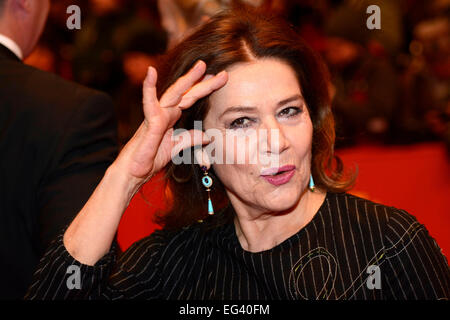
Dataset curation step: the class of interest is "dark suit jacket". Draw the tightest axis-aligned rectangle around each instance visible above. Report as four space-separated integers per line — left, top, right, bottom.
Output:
0 44 118 299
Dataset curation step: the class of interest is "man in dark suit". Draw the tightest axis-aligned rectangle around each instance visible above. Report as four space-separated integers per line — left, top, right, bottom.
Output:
0 0 118 298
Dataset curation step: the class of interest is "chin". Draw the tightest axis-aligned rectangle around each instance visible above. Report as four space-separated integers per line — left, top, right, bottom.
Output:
260 189 301 213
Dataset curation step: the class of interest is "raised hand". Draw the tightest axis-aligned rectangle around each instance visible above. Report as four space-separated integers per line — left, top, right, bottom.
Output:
116 60 228 185
62 61 227 265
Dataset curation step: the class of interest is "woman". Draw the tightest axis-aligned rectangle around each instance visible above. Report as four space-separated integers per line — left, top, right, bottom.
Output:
26 6 449 300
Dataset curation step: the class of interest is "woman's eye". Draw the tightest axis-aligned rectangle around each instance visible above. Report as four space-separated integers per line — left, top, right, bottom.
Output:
278 106 302 118
229 117 254 129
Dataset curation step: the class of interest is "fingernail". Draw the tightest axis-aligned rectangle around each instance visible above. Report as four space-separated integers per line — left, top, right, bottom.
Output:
194 60 204 70
202 74 214 81
144 67 151 83
217 70 227 77
146 66 154 78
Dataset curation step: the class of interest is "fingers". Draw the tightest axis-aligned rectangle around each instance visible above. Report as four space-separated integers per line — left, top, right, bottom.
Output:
142 67 159 121
159 60 207 108
171 129 211 161
143 66 158 106
178 70 228 110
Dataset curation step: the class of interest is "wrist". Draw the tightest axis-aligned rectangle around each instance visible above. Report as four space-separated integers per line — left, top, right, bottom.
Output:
105 162 146 205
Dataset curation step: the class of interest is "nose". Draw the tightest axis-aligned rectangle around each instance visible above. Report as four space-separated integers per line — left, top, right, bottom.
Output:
259 116 289 155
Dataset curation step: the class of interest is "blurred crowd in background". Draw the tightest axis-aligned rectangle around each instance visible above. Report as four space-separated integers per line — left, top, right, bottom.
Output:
25 0 450 150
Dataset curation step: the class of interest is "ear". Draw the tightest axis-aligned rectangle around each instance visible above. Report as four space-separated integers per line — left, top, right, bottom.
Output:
194 147 211 170
10 0 30 13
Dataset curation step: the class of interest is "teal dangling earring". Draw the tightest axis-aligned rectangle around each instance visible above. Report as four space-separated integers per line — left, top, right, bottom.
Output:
201 166 214 215
309 174 316 192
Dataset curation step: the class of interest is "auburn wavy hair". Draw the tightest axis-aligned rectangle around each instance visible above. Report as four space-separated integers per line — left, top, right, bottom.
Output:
152 4 356 231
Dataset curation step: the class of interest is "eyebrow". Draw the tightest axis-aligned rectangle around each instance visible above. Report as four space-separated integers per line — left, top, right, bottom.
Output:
218 94 304 120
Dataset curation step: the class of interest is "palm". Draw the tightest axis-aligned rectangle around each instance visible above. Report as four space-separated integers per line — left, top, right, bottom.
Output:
151 127 177 175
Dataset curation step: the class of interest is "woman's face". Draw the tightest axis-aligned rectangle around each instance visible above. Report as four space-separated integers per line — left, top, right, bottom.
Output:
203 58 314 215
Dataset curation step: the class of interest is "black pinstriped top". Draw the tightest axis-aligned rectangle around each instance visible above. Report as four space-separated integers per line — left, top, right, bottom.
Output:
25 192 450 300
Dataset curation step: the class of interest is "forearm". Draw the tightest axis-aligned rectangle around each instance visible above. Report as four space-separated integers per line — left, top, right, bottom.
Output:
61 62 222 266
63 162 141 266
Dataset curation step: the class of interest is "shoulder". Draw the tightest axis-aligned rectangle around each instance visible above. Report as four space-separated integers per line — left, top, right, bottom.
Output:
325 192 427 246
0 63 116 148
327 192 400 227
382 206 443 259
328 192 446 257
0 61 113 115
335 193 425 238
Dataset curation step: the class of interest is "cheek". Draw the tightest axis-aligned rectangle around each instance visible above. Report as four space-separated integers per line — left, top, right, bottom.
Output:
288 116 314 156
226 133 259 165
209 130 259 165
213 163 254 193
211 135 262 195
290 128 313 157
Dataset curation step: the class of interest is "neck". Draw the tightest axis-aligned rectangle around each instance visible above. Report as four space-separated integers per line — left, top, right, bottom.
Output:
0 15 27 59
232 188 327 252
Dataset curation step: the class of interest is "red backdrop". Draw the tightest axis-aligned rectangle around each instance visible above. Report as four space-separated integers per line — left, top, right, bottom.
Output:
117 142 450 259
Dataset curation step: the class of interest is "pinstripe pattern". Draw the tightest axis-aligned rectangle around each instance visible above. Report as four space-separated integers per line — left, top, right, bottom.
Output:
25 192 450 300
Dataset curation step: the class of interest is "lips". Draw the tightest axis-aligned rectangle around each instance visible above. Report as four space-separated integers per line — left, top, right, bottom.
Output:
260 165 296 186
260 165 296 176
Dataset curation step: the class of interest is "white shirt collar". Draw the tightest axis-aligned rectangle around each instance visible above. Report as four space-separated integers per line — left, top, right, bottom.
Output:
0 34 23 60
